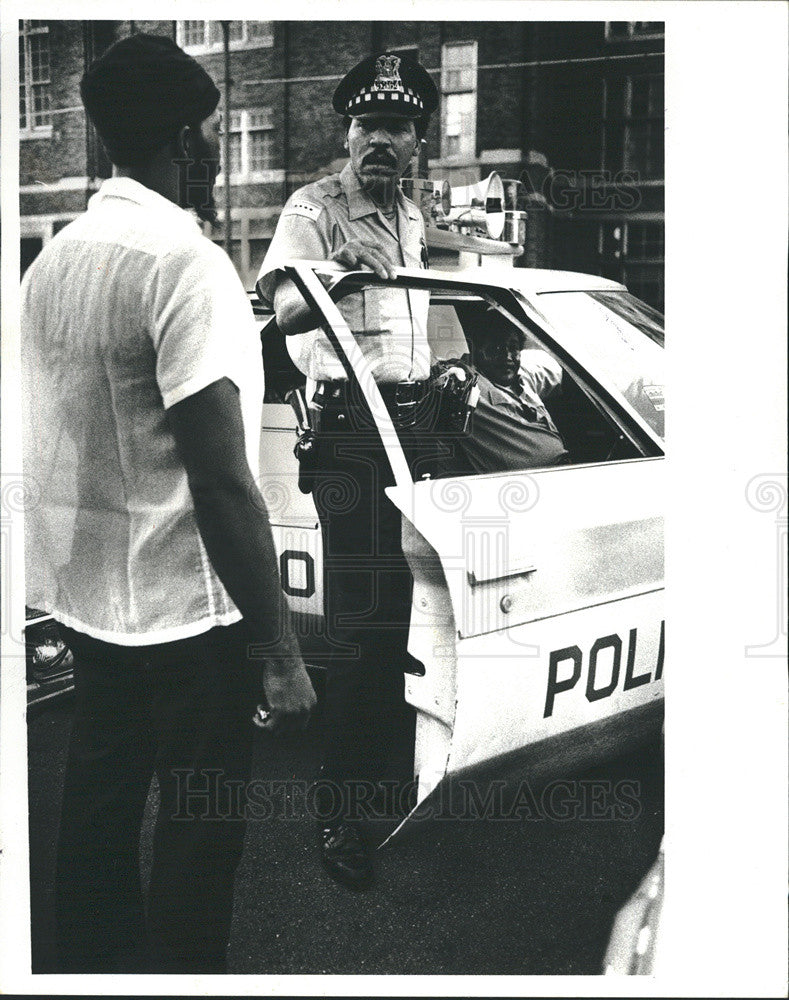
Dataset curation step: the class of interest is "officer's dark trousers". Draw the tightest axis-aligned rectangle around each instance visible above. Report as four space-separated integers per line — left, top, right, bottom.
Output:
54 621 255 974
312 401 435 822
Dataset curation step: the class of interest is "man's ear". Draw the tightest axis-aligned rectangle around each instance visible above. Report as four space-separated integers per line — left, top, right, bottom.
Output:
176 123 194 160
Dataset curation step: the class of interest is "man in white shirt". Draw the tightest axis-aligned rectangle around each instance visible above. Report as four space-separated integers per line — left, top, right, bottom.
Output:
22 33 315 973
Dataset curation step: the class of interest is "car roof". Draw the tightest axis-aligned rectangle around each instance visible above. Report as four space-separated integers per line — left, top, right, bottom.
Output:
290 261 627 295
249 263 629 315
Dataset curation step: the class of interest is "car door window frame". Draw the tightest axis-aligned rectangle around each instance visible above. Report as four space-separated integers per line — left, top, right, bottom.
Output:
283 263 664 490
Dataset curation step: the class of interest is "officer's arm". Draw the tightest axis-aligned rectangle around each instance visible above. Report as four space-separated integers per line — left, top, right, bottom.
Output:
258 201 398 336
272 276 323 337
520 348 563 400
166 377 316 731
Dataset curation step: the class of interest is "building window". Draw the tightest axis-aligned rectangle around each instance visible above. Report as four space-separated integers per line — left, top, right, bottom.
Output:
176 21 274 54
599 221 664 312
441 42 477 161
605 22 664 41
19 21 51 137
604 74 664 179
222 108 275 179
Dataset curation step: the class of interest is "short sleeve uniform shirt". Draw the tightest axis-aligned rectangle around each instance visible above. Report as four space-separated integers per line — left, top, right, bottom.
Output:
22 177 264 644
457 350 570 473
257 163 431 384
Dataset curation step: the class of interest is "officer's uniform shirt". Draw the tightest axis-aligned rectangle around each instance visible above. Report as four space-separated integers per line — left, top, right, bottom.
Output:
456 350 569 473
257 163 431 384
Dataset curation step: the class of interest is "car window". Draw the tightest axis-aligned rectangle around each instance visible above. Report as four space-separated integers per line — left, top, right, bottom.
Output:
323 279 655 481
534 290 664 439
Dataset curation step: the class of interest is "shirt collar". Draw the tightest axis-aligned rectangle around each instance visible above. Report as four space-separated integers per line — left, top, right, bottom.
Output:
88 176 202 232
340 161 418 223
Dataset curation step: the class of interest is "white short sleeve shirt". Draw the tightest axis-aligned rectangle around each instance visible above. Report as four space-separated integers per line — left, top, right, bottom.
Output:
22 177 264 644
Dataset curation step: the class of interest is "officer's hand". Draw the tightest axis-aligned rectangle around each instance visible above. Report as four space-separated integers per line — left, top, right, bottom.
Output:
255 656 317 735
330 240 397 280
431 358 474 389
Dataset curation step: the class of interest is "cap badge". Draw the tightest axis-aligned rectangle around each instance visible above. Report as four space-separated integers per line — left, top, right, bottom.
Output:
372 54 403 92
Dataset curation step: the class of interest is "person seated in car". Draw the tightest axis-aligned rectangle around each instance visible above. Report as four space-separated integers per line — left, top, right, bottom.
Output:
438 316 570 475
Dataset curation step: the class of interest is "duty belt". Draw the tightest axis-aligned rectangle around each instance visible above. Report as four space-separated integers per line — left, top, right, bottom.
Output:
313 379 429 428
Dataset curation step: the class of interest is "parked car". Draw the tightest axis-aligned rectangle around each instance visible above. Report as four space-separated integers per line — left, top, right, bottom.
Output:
26 259 664 831
258 260 664 823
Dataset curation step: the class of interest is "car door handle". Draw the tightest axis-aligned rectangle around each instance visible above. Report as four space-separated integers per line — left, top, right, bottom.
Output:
467 561 537 586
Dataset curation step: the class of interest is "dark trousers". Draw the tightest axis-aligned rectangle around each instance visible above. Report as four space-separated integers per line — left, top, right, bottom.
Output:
311 400 436 819
54 620 256 974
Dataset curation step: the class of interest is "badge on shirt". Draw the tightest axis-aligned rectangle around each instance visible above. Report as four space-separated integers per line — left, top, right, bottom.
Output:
285 200 323 221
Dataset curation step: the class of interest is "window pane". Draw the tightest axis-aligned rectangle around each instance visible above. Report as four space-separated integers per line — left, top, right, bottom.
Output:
630 76 663 118
627 224 664 260
248 131 273 171
228 110 242 131
630 78 650 117
32 84 51 126
30 37 50 83
442 42 476 92
624 121 662 176
605 78 626 118
443 92 475 158
182 21 206 47
19 85 27 129
248 108 273 130
229 133 242 174
246 21 273 41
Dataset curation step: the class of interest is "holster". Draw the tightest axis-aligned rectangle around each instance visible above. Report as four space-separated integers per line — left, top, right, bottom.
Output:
285 386 319 494
431 361 479 435
293 430 318 495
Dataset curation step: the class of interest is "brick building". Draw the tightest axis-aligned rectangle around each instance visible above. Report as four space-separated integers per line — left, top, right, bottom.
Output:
19 18 664 309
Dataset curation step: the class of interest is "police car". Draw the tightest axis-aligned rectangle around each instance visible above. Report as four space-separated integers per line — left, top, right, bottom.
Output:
25 184 664 840
26 254 663 823
257 255 664 822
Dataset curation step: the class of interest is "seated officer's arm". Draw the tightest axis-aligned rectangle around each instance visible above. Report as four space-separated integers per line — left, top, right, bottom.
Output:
166 378 316 731
520 348 563 400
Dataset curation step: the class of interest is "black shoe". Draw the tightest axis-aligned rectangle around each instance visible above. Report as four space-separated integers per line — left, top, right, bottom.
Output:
319 822 374 889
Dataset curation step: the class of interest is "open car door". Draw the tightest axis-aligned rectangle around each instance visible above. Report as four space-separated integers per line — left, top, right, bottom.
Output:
284 262 664 837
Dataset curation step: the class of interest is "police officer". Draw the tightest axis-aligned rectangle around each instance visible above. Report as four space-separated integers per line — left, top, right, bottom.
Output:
256 52 439 888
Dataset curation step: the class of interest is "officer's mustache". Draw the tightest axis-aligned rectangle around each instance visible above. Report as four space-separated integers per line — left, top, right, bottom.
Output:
362 151 398 168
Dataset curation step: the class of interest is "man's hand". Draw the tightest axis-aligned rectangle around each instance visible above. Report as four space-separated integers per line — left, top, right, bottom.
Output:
255 657 317 735
431 357 475 390
330 239 397 280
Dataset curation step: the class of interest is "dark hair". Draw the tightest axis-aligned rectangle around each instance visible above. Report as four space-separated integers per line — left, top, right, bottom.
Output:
344 114 429 141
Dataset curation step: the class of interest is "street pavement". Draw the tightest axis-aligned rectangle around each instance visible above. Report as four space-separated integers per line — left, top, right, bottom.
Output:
28 694 663 975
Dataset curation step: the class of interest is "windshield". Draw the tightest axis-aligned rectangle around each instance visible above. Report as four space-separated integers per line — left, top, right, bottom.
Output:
534 290 664 439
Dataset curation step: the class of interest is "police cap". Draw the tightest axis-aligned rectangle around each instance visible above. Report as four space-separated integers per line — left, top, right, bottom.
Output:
333 53 439 119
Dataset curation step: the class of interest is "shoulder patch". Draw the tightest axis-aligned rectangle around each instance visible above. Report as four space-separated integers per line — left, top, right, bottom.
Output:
283 199 324 222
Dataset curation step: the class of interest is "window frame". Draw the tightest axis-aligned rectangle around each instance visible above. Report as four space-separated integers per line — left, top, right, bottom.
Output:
220 107 276 183
597 221 665 314
604 21 665 42
19 20 52 140
603 73 664 179
176 20 274 55
440 40 478 162
315 268 664 463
